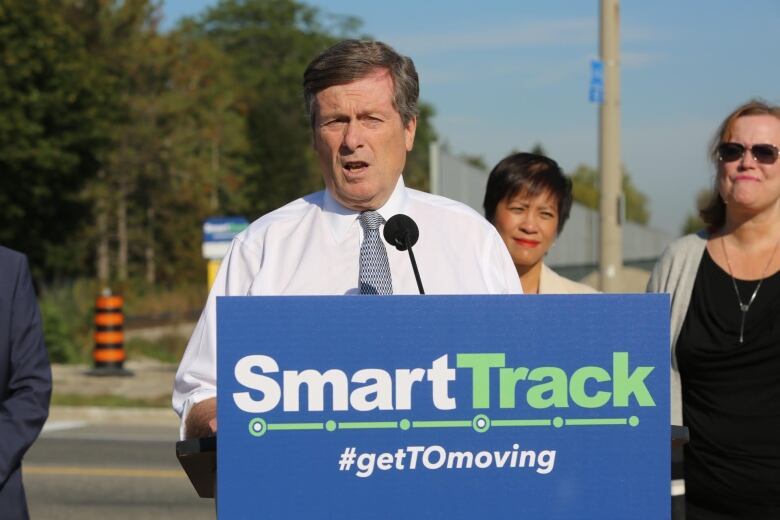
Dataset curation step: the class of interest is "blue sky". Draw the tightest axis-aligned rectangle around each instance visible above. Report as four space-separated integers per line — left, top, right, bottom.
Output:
161 1 780 235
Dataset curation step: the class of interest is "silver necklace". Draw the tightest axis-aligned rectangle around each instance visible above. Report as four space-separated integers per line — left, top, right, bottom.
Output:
721 237 780 344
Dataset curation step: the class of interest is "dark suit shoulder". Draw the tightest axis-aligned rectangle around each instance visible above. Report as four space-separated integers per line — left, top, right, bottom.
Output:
0 246 25 268
0 247 30 297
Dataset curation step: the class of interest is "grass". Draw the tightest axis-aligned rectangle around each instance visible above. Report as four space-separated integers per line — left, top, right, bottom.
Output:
125 335 188 364
120 280 206 317
40 278 204 364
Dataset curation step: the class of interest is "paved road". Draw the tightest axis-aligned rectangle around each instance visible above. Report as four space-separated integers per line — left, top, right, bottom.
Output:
25 417 214 519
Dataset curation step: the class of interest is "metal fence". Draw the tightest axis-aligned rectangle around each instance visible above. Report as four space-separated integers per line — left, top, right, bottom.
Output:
428 142 673 280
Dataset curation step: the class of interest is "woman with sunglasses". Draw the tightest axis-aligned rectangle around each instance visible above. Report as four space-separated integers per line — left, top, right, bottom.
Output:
648 99 780 519
483 152 597 294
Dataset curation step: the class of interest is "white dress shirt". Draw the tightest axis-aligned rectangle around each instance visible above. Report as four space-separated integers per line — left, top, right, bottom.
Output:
173 177 522 437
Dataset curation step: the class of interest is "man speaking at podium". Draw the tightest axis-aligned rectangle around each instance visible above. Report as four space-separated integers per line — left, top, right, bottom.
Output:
173 40 521 440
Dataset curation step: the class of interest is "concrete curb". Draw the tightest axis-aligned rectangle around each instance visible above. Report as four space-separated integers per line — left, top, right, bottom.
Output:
48 406 179 427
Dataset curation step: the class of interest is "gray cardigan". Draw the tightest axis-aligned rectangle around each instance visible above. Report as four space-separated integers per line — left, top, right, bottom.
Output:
646 232 707 425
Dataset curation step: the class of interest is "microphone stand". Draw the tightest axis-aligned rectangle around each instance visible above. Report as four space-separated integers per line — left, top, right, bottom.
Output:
383 214 425 295
404 239 425 295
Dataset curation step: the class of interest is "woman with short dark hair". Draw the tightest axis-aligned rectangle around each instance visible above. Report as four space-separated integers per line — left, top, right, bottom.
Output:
484 152 596 294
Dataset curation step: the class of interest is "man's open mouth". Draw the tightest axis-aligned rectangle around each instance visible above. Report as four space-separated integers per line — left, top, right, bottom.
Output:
344 161 368 172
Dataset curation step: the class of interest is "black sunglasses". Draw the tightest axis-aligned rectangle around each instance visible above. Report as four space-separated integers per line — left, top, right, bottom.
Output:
717 142 779 165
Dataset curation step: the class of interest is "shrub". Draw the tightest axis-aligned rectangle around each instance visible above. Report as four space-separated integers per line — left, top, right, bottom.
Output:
39 282 94 363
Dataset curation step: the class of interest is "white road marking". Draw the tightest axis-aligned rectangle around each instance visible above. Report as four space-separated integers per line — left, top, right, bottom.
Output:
41 421 86 434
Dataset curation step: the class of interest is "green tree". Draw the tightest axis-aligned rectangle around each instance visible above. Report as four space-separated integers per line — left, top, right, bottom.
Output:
64 1 249 286
402 103 437 191
529 142 548 156
569 165 600 208
1 0 443 289
64 0 166 284
146 22 250 284
192 0 360 219
192 0 438 208
681 189 711 235
622 171 650 225
569 164 650 225
459 152 487 170
0 0 114 280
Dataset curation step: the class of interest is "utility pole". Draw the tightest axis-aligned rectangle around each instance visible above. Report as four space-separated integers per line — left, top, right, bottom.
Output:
598 0 623 292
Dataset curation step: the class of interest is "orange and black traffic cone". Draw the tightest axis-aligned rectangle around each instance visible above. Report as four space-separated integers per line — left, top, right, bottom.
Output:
88 290 132 376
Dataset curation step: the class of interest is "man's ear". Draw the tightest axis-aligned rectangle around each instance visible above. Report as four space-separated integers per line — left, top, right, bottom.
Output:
404 116 417 152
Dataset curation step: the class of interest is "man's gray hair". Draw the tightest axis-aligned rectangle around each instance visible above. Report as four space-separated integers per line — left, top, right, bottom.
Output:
303 40 419 129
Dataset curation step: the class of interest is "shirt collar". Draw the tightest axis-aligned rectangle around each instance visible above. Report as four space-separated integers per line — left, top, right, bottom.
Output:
323 176 408 242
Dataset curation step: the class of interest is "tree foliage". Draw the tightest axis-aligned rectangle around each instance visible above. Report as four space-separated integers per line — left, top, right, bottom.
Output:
404 103 437 191
529 142 548 156
0 0 114 280
459 152 487 171
569 164 650 225
680 189 711 236
0 0 439 287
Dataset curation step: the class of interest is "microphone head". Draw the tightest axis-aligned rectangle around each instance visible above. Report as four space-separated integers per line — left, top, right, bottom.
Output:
383 214 419 251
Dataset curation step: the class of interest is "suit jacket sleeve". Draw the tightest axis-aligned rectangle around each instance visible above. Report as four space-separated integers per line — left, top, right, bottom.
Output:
0 251 52 486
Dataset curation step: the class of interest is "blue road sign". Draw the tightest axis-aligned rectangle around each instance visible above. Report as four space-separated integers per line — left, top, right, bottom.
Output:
203 216 248 243
590 59 604 103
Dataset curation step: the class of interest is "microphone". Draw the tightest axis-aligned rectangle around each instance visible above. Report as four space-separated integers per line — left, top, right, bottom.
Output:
383 214 425 294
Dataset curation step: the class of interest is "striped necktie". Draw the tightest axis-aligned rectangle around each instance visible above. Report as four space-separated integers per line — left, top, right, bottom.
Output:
358 211 393 295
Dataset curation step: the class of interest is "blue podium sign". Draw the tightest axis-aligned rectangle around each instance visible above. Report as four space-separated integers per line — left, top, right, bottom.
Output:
217 295 669 519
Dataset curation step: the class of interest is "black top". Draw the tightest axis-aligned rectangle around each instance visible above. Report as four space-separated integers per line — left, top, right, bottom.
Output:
677 249 780 516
